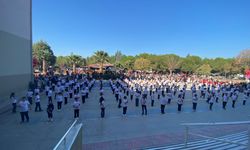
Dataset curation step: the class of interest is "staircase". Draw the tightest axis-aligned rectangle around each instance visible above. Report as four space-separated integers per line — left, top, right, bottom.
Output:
146 131 248 150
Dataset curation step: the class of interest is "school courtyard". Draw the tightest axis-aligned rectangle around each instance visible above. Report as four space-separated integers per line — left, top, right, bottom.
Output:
0 80 249 150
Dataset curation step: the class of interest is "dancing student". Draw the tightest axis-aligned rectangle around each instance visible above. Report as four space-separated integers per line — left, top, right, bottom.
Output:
141 95 147 115
160 94 167 114
192 93 198 111
99 95 105 118
47 101 54 122
10 92 17 113
73 96 80 119
122 96 128 116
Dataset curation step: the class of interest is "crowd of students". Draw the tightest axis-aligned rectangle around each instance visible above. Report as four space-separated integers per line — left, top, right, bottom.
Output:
109 72 250 116
10 72 250 123
11 75 95 123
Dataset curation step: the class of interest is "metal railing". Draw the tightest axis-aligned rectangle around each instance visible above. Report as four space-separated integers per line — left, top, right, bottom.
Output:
181 121 250 149
53 119 83 150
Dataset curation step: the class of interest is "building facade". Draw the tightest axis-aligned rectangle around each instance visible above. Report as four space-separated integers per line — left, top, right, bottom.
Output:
0 0 32 97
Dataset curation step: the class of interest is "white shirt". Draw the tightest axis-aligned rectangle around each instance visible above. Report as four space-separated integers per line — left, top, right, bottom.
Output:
35 95 40 102
73 101 80 109
160 97 167 105
27 91 33 97
48 90 52 97
193 96 198 103
57 95 63 102
19 100 30 112
122 98 128 107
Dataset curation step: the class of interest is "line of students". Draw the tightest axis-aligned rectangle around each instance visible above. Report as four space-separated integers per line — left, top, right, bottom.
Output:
12 75 95 123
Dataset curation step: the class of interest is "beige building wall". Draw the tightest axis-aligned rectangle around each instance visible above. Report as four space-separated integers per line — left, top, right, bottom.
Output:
0 0 32 98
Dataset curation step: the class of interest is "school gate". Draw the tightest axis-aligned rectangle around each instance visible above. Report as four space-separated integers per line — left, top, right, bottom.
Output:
0 0 32 100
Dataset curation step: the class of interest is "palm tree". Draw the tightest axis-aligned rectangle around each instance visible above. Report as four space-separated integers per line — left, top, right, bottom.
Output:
93 50 109 73
68 53 83 74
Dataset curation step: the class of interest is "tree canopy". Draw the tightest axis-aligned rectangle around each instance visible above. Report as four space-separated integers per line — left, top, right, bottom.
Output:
32 40 247 76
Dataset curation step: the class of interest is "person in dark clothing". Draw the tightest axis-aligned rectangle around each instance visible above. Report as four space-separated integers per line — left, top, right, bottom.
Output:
47 101 54 122
99 96 105 118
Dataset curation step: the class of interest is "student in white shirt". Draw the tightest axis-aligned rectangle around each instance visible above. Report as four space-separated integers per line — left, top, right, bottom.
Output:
10 92 17 113
19 97 30 123
141 95 147 115
81 88 86 104
160 94 167 114
192 94 198 111
99 96 105 118
177 95 183 112
64 90 69 105
167 91 173 104
222 94 228 110
56 92 63 110
73 97 80 118
45 85 49 96
209 95 215 111
151 92 156 107
48 88 53 103
232 93 238 108
27 89 33 105
135 91 140 107
122 96 128 115
35 93 42 112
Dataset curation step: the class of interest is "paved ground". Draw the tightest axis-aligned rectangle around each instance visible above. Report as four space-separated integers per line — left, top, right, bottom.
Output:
0 80 250 150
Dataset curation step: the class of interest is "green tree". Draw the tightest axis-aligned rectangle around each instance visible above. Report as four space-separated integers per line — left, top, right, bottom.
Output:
163 54 181 74
68 53 84 74
181 55 202 73
120 55 135 70
93 50 109 73
33 40 56 74
134 58 151 71
56 56 70 68
196 64 212 75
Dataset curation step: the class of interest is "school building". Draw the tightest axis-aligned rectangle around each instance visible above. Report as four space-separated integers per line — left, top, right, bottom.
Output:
0 0 33 98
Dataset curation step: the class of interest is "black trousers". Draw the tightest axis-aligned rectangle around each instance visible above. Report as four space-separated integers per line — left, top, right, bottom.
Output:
232 100 236 108
20 111 29 122
243 100 246 105
35 102 42 111
178 104 182 111
209 103 213 110
101 108 105 118
151 100 154 107
130 95 133 100
74 109 79 118
118 99 122 108
161 105 165 114
192 103 197 111
57 102 62 110
28 97 32 105
47 112 53 118
64 97 68 104
123 107 127 115
115 94 119 101
222 101 227 109
70 93 73 98
167 99 171 104
135 98 139 107
48 96 52 103
141 105 147 115
82 96 85 103
12 103 16 113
